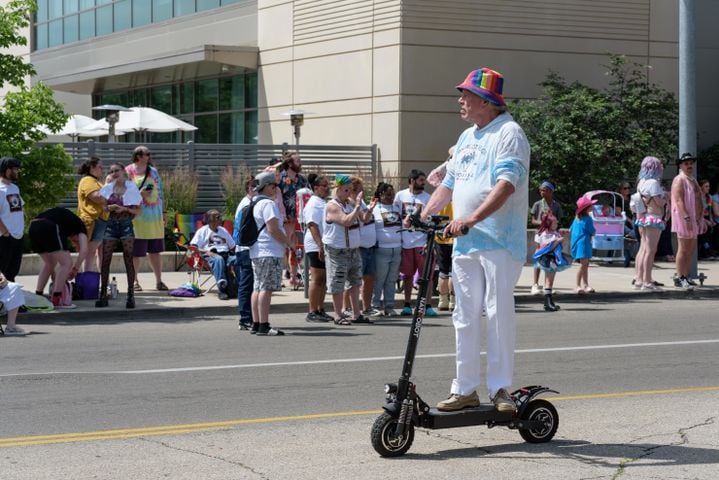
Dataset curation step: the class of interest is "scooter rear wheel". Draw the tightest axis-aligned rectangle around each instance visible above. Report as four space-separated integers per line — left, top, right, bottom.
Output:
518 399 558 443
371 412 414 457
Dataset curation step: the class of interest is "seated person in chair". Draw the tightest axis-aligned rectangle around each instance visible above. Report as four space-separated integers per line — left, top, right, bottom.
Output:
190 209 236 300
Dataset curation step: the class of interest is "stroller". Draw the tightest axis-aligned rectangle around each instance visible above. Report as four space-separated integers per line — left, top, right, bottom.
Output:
582 190 626 263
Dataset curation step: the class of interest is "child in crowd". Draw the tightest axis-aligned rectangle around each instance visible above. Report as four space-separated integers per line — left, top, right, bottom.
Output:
570 196 597 294
532 212 569 311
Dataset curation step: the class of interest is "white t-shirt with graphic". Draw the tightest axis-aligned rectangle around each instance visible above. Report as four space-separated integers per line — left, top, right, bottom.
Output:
373 203 402 249
190 224 235 253
0 181 24 239
393 188 431 249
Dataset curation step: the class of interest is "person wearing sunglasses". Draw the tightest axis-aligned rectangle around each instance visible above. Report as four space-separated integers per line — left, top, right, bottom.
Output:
126 146 168 292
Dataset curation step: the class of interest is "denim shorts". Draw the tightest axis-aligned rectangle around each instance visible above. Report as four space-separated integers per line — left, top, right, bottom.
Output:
104 218 134 241
90 218 108 242
360 246 377 276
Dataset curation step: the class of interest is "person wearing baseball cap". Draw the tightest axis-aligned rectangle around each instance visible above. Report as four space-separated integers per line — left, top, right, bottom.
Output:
420 67 531 414
0 156 25 282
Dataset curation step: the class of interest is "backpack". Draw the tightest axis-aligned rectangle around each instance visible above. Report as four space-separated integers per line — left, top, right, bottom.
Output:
629 191 646 215
238 198 270 247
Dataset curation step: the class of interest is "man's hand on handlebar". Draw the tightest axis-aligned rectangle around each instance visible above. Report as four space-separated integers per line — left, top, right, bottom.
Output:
443 219 471 238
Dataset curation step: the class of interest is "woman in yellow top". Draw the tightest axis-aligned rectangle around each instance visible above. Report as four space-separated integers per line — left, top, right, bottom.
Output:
77 157 108 272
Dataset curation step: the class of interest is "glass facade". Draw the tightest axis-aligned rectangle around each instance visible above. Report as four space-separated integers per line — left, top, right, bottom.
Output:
93 73 258 144
34 0 242 50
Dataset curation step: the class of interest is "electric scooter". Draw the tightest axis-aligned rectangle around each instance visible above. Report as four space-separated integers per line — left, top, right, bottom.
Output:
371 215 559 457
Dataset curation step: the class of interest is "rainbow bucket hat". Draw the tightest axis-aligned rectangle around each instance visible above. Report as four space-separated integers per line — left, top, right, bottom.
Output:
456 67 506 107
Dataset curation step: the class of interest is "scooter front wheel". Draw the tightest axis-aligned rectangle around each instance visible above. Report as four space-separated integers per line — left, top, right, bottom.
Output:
518 399 559 443
371 412 415 457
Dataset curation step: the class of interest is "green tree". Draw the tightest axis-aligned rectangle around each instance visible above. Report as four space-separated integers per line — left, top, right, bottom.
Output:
1 0 72 220
511 54 678 221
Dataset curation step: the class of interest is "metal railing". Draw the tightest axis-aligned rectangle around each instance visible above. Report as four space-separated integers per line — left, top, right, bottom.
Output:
45 141 378 211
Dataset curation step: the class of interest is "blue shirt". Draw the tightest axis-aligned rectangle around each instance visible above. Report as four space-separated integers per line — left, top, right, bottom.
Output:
442 112 531 262
570 215 595 260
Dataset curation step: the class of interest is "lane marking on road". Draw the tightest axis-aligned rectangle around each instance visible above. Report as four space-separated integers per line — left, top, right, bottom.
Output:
1 385 718 448
112 338 719 374
1 338 718 378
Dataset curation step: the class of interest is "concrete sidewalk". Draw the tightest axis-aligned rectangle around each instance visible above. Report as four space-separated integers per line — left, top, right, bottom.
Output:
11 259 719 323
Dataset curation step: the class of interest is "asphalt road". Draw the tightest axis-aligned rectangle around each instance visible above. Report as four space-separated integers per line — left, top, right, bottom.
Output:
1 297 718 479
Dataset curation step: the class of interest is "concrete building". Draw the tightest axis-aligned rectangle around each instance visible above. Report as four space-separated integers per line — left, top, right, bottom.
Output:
5 0 719 176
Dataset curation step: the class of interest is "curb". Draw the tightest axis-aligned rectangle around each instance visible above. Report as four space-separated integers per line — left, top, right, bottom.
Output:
15 288 719 324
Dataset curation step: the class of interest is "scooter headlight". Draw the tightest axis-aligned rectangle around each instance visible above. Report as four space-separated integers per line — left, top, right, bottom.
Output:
384 383 398 394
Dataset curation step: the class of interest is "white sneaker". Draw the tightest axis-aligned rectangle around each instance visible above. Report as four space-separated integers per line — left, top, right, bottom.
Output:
384 308 399 317
641 283 663 292
3 326 27 336
530 284 542 296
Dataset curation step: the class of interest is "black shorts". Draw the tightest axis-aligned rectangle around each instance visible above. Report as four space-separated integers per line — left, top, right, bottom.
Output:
436 243 453 276
29 218 66 253
306 251 326 269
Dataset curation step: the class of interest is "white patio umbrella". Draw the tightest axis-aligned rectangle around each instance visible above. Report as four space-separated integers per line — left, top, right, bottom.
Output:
38 114 121 139
84 107 197 134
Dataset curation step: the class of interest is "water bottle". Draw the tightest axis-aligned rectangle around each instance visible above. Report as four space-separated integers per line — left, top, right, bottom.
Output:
109 277 118 299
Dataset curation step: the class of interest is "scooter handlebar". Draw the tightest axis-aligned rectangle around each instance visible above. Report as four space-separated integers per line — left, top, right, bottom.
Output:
405 213 469 237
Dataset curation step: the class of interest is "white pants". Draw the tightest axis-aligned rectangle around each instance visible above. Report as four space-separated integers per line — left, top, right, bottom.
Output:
450 249 523 399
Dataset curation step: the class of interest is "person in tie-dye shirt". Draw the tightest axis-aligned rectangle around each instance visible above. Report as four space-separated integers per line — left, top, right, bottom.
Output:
422 67 530 415
125 146 168 292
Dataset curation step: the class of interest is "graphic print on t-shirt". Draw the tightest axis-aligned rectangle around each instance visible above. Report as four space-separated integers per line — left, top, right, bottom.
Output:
401 201 423 217
381 210 401 227
6 194 22 212
209 232 228 247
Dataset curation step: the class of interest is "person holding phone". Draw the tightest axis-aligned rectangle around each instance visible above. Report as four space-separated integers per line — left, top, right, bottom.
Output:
125 146 168 292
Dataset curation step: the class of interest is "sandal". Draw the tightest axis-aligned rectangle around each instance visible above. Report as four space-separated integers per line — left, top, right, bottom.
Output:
156 282 169 291
334 317 352 326
133 281 143 292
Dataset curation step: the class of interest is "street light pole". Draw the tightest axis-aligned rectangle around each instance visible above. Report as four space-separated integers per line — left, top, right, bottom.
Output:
679 0 699 279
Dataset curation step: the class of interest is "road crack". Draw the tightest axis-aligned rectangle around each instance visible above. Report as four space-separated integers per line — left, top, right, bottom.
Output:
139 437 269 479
610 416 716 480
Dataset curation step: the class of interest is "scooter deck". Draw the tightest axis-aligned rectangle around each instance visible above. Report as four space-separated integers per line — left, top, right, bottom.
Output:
424 405 515 429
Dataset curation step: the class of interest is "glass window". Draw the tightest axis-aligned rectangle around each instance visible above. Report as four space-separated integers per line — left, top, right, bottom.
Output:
99 92 129 106
35 23 48 50
114 0 132 32
96 0 112 4
245 73 258 109
150 85 173 112
219 76 244 111
79 10 95 39
132 0 152 27
64 0 79 14
153 0 173 22
96 5 113 35
49 1 63 19
197 0 220 11
221 0 241 5
219 112 244 143
63 14 79 43
195 114 218 143
179 83 194 114
80 0 95 9
37 0 48 21
130 89 148 107
48 19 63 47
195 79 218 113
244 110 258 143
174 0 195 16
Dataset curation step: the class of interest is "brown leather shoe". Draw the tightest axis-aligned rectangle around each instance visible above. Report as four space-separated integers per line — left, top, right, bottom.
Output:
436 391 480 411
492 388 517 413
